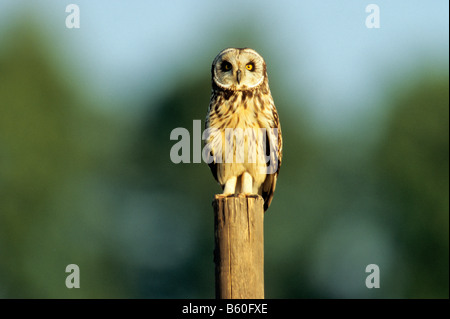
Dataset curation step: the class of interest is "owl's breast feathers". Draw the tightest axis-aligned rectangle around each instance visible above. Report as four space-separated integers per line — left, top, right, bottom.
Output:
205 85 282 211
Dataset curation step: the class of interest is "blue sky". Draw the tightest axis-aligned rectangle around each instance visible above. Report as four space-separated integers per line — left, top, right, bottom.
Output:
0 0 448 131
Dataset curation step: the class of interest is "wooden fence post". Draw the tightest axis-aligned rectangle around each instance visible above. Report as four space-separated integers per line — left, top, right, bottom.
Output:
213 194 264 299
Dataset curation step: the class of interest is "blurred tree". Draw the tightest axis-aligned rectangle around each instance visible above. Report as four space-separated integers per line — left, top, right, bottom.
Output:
377 74 449 298
0 21 129 298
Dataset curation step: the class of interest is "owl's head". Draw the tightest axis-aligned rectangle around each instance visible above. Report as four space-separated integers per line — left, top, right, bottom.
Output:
211 48 267 91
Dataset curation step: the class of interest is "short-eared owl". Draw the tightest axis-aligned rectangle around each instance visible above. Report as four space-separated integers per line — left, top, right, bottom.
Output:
205 48 282 211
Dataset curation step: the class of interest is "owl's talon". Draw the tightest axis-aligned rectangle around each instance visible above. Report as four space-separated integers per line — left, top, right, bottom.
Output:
215 193 238 199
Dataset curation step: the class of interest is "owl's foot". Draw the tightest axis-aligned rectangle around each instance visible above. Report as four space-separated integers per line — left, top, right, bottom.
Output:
241 172 253 194
222 176 237 195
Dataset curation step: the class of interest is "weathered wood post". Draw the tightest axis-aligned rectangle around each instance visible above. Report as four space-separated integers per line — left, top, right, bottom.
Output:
213 194 265 299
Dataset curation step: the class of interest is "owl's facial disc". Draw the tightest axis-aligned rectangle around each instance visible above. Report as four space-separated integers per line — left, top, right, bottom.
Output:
213 48 265 90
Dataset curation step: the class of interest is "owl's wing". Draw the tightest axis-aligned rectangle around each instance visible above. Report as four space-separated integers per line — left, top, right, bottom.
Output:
204 112 222 187
261 114 282 211
208 155 219 185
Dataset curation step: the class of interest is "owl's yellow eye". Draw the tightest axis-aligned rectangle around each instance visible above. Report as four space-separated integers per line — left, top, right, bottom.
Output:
246 63 254 71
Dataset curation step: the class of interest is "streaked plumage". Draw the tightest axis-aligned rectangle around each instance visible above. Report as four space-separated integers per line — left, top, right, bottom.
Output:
205 48 282 211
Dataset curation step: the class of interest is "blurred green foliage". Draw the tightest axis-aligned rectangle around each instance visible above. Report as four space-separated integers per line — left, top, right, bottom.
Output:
0 21 448 298
377 75 449 298
0 23 130 298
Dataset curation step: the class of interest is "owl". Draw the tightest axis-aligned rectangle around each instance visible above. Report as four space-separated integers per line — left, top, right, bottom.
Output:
205 48 282 211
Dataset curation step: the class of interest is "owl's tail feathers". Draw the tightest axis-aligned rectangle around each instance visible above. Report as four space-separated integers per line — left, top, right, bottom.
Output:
261 173 278 212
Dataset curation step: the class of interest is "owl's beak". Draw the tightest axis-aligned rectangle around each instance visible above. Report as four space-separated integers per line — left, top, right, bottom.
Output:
236 70 241 84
